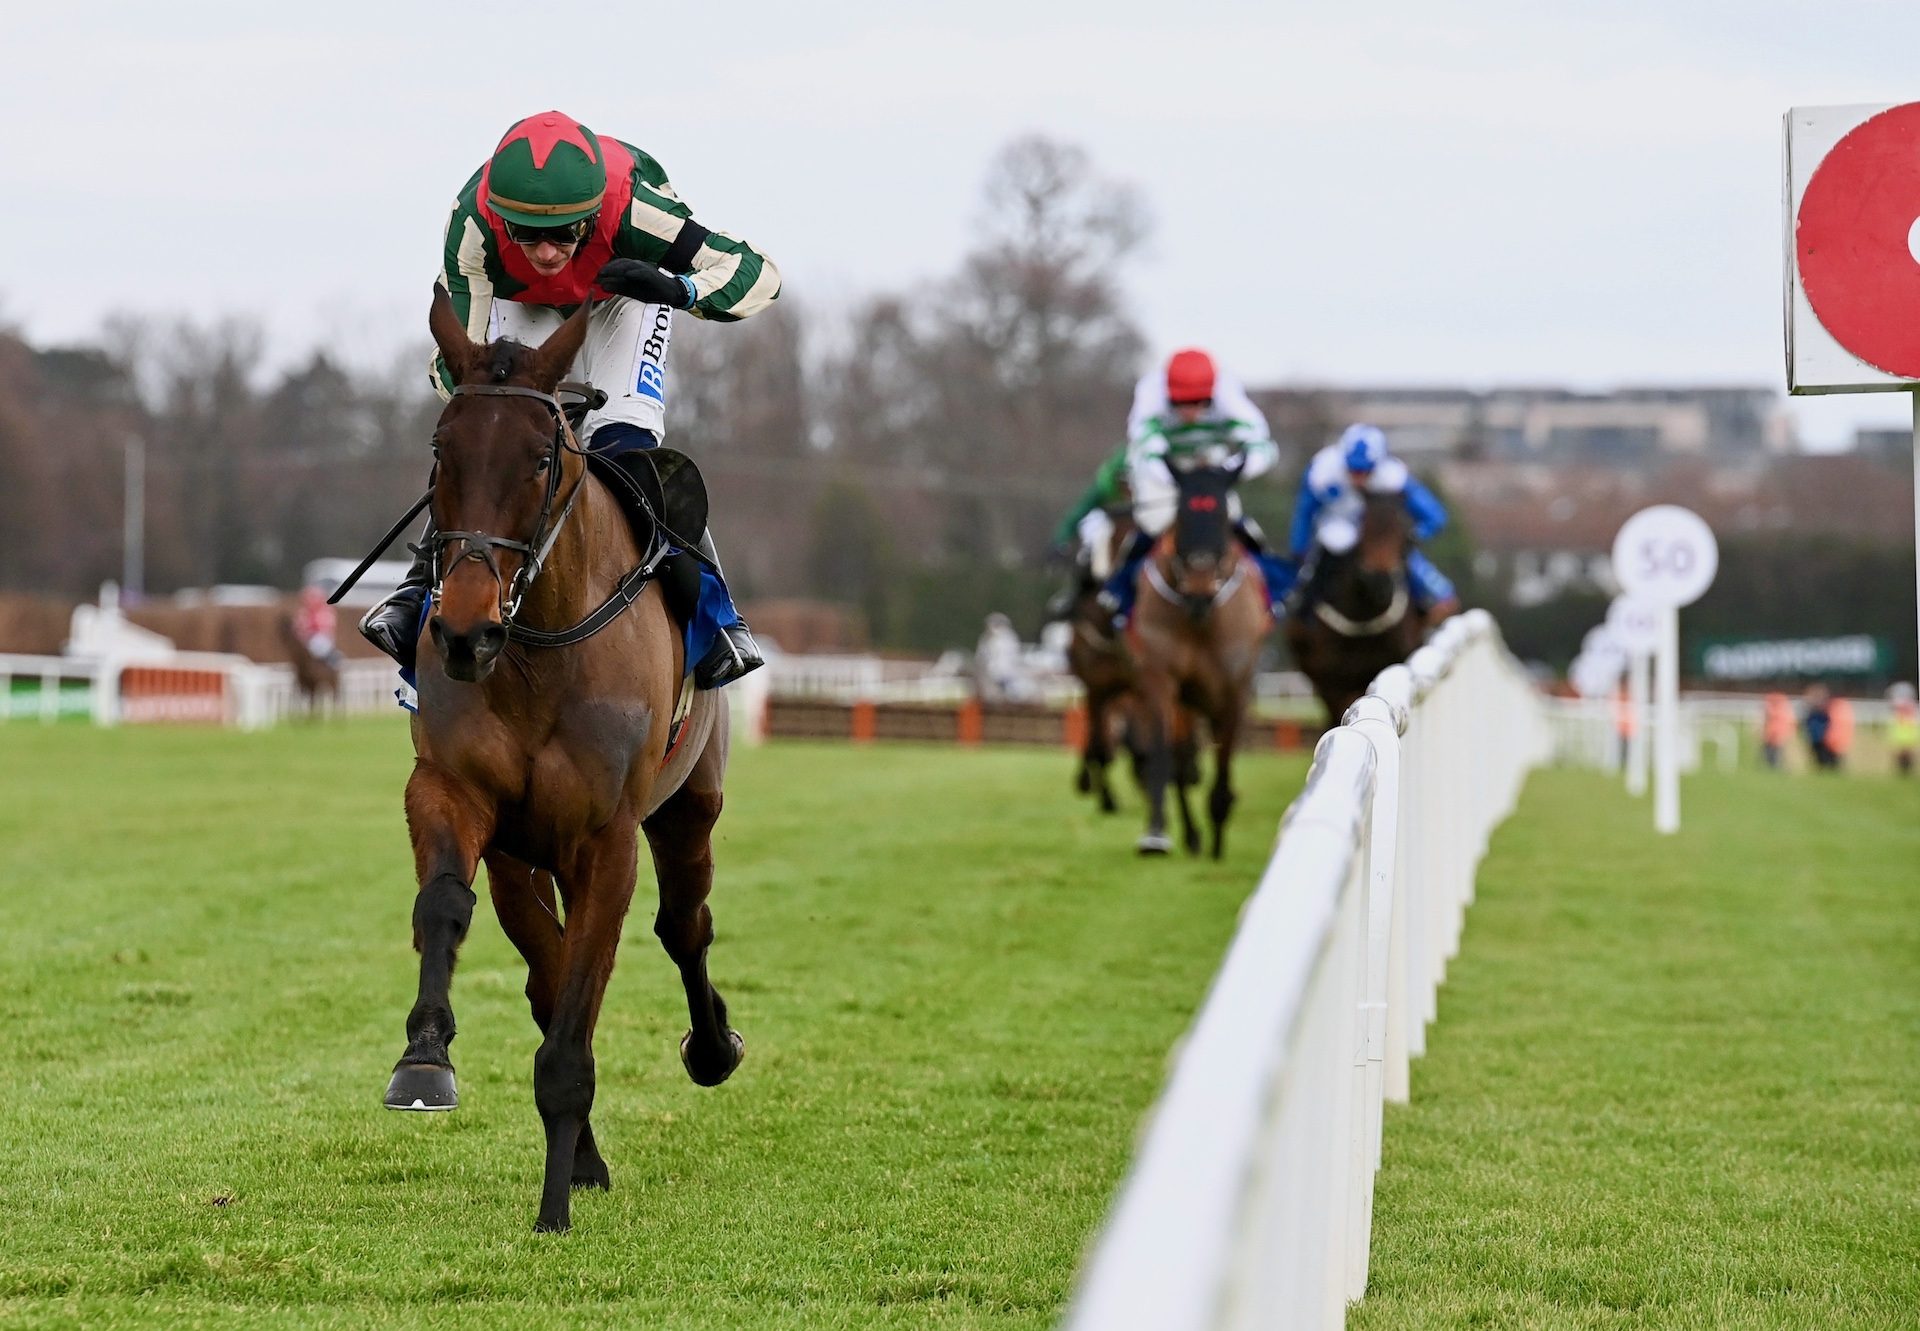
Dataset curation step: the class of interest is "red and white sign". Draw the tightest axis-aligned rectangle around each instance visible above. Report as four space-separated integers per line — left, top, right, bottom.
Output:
118 665 228 724
1785 102 1920 393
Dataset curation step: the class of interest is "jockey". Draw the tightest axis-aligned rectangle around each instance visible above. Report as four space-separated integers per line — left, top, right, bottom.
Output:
295 585 343 666
1282 423 1458 618
360 110 780 689
1042 443 1131 622
1099 348 1282 622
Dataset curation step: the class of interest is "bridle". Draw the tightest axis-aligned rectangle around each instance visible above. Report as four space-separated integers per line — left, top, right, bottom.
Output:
422 381 672 650
1153 456 1246 621
427 383 586 627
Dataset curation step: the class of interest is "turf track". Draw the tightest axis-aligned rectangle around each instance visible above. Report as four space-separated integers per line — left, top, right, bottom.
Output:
2 723 1913 1328
1352 765 1920 1330
0 721 1304 1329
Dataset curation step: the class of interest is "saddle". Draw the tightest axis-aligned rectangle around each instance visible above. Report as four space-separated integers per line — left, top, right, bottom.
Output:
584 446 709 631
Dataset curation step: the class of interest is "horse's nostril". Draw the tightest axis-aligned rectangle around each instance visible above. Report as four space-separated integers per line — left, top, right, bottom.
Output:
475 624 508 661
428 616 449 651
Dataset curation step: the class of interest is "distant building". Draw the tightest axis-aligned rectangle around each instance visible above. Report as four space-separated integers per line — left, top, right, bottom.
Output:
1252 385 1793 463
1854 426 1914 467
1440 453 1914 606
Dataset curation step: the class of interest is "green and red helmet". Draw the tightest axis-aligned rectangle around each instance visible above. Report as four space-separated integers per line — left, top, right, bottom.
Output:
483 111 608 228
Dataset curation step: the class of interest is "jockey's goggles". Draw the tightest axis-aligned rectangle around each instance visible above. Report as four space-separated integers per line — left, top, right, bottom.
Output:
504 215 597 246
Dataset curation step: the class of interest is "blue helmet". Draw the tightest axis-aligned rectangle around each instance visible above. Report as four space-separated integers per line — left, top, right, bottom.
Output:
1338 424 1387 473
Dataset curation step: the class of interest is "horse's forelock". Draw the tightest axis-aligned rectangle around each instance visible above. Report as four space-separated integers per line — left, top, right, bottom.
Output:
486 340 525 385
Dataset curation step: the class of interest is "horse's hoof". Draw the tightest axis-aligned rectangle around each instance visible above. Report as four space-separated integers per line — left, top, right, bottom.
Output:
1075 768 1091 794
533 1214 571 1234
570 1162 611 1192
680 1028 746 1087
1137 833 1173 856
384 1062 457 1112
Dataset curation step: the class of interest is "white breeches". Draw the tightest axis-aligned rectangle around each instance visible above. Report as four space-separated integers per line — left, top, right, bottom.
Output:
1077 508 1118 578
489 296 677 440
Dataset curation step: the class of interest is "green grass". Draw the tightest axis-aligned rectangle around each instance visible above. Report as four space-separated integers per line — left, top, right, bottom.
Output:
1352 766 1920 1330
0 720 1305 1330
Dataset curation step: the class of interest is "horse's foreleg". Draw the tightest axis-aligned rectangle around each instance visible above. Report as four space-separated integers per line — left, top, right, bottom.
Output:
1137 676 1177 856
485 851 611 1192
644 767 743 1090
1087 690 1118 814
1209 706 1242 861
385 767 494 1112
532 827 639 1233
1172 716 1202 856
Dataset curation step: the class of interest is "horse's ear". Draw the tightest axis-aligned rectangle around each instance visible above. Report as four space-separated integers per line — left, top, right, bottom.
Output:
526 298 592 390
429 284 477 381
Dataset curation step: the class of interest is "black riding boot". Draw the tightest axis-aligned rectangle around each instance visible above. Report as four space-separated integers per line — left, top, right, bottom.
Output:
1283 547 1331 618
1044 553 1097 623
360 529 434 671
691 529 765 690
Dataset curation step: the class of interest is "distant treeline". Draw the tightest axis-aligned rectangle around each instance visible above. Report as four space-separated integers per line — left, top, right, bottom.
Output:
1 135 1912 671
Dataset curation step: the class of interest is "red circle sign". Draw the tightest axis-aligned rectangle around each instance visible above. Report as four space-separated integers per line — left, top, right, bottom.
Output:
1796 102 1920 379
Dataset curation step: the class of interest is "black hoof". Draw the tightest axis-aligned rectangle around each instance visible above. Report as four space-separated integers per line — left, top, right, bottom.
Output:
680 1028 746 1087
571 1160 611 1191
533 1215 571 1234
1075 768 1091 794
384 1062 457 1112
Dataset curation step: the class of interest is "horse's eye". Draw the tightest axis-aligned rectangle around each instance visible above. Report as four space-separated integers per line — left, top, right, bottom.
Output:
534 456 551 475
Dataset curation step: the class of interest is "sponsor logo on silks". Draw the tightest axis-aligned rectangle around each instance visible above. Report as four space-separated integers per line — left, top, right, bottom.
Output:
635 305 672 404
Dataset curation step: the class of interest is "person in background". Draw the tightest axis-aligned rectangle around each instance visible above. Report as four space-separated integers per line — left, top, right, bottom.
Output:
975 613 1024 702
1887 683 1918 776
1802 684 1835 770
1826 692 1855 770
293 585 343 666
1614 679 1635 770
1760 691 1793 770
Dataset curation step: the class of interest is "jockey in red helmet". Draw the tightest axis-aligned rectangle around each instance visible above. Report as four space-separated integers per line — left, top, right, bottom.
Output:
1084 349 1287 623
360 110 781 690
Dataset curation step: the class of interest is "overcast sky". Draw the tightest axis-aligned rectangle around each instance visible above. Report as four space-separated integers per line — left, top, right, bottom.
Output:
5 1 1917 446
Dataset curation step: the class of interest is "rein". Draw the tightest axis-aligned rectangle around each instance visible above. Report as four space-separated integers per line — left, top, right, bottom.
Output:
1145 545 1249 615
1314 581 1410 637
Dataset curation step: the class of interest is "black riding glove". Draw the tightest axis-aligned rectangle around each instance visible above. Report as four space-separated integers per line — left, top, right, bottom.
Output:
595 259 696 309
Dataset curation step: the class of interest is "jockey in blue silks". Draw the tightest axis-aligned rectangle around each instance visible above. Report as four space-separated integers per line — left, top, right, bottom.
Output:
1277 423 1459 619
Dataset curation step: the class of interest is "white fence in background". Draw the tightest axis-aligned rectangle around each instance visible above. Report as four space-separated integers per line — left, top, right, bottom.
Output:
0 652 399 730
1544 696 1740 773
765 649 1318 711
1065 610 1550 1331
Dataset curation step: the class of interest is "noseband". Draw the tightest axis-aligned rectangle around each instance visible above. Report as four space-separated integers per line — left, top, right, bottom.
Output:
428 384 586 625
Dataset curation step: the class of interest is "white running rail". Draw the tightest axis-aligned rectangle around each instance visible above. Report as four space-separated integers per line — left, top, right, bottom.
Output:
1064 610 1549 1331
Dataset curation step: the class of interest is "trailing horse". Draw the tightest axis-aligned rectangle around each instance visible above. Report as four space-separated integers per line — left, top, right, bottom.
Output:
383 289 745 1233
1065 515 1143 813
1284 491 1430 724
1127 457 1271 859
279 616 339 720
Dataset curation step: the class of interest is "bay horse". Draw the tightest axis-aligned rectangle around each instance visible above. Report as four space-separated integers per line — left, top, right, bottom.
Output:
1283 491 1429 724
1128 457 1271 859
384 289 744 1233
1066 514 1140 813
